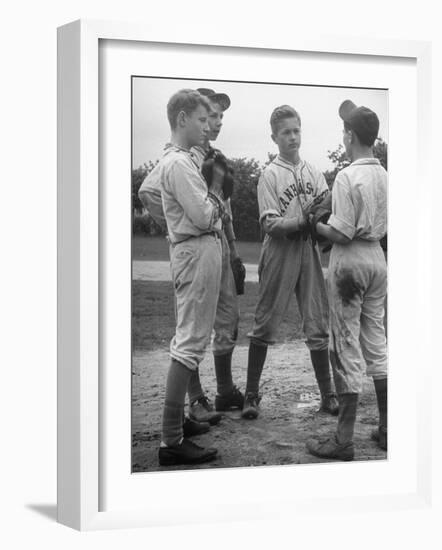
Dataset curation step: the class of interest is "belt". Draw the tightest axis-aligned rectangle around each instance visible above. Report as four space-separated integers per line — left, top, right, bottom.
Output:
171 232 220 245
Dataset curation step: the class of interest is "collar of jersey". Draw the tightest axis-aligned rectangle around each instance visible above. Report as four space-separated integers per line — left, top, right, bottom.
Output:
275 155 304 169
192 144 209 154
163 142 191 155
351 158 380 166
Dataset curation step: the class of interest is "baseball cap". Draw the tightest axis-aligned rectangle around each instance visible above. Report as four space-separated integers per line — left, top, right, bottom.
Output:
339 99 379 146
197 88 231 111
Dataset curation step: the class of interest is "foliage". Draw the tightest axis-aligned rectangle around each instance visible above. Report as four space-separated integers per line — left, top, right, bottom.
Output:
373 139 388 170
132 160 165 235
229 157 262 241
132 160 158 214
133 213 165 236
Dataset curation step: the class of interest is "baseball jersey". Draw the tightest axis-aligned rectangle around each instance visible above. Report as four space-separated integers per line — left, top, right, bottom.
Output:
138 143 197 230
328 158 387 241
153 144 223 244
258 155 329 224
139 143 234 238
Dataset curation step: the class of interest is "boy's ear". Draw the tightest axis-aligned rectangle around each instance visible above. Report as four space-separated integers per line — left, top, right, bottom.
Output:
177 110 187 128
271 133 277 144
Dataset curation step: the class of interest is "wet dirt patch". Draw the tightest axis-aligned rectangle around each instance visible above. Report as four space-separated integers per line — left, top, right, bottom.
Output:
336 269 362 305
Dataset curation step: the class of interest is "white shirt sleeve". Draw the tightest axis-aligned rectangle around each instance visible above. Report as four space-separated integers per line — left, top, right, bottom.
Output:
328 173 356 240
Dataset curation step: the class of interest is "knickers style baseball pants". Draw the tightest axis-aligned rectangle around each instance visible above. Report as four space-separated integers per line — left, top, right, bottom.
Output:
249 235 329 351
169 234 222 371
213 232 240 355
328 240 388 394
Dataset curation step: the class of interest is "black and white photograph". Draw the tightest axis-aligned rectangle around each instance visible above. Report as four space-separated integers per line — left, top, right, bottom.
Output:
131 76 389 472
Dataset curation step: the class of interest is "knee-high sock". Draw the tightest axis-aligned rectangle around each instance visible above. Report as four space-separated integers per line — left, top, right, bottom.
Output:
310 349 334 396
336 393 358 444
214 352 234 396
245 342 268 394
162 359 193 446
187 368 204 404
373 377 387 430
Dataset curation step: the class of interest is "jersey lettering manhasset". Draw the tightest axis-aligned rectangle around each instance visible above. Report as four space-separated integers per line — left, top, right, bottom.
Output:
258 155 329 223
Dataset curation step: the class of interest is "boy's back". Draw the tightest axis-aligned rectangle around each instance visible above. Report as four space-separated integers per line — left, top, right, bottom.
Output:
331 158 387 242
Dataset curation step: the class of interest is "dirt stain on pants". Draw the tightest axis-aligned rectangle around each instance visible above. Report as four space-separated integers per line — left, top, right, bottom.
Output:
336 269 362 306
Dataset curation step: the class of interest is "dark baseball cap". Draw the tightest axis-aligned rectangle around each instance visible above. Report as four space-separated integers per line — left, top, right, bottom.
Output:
339 99 379 146
197 88 231 111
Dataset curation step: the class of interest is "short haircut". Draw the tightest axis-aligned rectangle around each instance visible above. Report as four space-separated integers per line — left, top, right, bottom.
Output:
344 120 377 147
270 105 301 134
166 89 211 130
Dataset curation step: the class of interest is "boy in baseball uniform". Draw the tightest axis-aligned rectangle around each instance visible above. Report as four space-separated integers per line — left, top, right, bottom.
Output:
139 88 244 431
307 100 388 461
241 105 338 420
154 89 226 466
187 88 245 424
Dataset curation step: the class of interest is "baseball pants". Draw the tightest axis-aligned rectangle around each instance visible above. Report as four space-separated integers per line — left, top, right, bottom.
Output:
213 233 240 355
328 240 388 394
249 235 329 350
169 234 222 371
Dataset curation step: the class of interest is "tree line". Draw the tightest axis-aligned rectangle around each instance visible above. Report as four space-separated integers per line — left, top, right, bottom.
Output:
132 139 388 241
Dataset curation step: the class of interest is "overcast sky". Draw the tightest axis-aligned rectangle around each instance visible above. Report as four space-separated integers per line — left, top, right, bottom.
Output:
132 77 388 172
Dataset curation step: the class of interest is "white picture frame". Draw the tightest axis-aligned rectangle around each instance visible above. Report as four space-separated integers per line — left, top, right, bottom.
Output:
57 19 432 531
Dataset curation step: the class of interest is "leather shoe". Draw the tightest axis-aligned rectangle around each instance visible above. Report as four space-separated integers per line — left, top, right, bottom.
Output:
183 417 210 437
215 386 244 411
371 426 387 451
306 435 354 461
159 439 218 466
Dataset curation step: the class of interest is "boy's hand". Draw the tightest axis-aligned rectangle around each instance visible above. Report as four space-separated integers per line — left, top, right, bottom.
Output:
265 215 305 238
264 216 286 237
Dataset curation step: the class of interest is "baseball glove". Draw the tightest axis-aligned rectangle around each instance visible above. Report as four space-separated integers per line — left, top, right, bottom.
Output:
201 148 235 200
230 256 246 295
309 192 332 244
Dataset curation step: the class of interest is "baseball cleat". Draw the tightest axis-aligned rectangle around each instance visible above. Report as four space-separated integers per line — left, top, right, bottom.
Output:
159 439 218 466
319 393 339 416
183 417 210 438
241 392 261 420
189 396 222 425
215 386 245 411
370 426 387 451
306 435 354 461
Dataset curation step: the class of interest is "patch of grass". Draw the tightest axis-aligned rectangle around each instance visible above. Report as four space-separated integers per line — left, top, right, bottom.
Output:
132 235 169 261
132 280 304 351
132 235 330 266
132 235 263 263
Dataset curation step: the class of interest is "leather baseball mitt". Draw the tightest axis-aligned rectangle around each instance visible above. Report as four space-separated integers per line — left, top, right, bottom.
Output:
230 256 246 295
309 192 332 244
201 148 235 200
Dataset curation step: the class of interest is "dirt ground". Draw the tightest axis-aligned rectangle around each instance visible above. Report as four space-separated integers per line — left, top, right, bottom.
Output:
132 245 386 472
132 342 386 472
